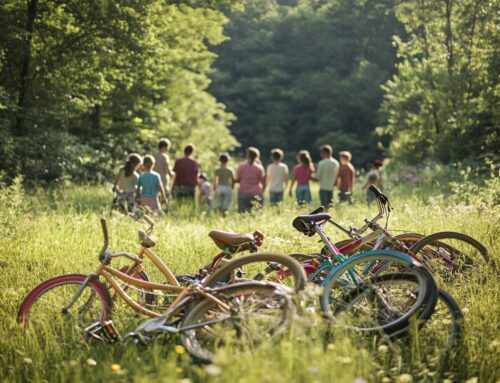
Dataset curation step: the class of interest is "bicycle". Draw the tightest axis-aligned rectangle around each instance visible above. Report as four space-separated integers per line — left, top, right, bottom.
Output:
18 216 297 362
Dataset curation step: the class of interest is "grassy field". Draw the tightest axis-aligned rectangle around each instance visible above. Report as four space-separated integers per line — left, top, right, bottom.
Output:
0 181 498 383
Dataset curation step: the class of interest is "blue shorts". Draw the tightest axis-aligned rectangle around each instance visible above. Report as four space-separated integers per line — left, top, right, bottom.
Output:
269 191 284 204
296 184 312 204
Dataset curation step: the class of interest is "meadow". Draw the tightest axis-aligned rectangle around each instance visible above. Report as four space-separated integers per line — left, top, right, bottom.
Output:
0 179 498 383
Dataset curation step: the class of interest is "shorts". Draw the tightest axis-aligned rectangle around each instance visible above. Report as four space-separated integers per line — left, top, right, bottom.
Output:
141 195 160 212
117 191 136 214
296 184 312 204
215 185 232 210
269 191 284 204
174 186 195 199
238 192 263 213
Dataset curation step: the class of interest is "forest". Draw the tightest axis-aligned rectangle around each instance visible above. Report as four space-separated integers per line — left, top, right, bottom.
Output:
0 0 498 184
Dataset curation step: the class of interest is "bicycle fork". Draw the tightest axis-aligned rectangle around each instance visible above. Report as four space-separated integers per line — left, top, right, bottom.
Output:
61 273 98 315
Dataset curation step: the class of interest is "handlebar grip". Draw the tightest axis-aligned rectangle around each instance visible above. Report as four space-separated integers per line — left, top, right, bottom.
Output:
309 206 325 215
143 215 155 227
100 217 109 244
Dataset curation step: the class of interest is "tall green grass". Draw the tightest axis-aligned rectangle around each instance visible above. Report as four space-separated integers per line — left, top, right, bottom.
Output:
0 181 498 382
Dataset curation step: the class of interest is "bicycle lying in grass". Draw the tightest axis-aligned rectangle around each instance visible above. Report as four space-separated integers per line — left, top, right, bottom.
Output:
18 216 298 362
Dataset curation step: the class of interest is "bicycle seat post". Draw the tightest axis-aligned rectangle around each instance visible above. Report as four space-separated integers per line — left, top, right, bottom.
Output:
314 222 341 259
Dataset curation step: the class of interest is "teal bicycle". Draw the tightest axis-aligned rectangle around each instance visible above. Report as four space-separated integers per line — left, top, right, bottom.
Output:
290 211 438 335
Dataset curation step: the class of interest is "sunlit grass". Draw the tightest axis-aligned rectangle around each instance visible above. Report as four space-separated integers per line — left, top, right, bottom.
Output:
0 183 498 382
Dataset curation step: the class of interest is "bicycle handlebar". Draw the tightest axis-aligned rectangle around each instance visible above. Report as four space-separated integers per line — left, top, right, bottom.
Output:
99 217 109 256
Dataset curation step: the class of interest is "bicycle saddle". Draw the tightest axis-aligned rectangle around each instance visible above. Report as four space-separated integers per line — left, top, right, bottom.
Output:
292 213 331 236
209 230 254 249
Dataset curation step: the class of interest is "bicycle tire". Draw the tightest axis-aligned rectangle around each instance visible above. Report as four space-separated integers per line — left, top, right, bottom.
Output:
180 282 295 363
320 251 438 334
18 274 112 334
408 231 494 276
202 252 307 292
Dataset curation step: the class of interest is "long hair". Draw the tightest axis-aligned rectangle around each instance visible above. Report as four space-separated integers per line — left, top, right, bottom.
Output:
124 153 142 177
298 150 314 171
246 147 261 164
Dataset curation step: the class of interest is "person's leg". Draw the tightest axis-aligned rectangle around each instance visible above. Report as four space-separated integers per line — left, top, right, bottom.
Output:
238 192 250 213
319 189 330 207
304 185 312 204
269 192 277 205
275 191 283 203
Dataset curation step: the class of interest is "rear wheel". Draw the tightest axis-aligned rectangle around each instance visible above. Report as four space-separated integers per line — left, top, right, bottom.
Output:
18 274 111 341
202 253 307 292
180 282 295 363
408 231 494 281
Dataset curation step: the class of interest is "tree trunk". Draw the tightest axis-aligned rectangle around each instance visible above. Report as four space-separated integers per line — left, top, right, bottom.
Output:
15 0 38 136
91 104 100 132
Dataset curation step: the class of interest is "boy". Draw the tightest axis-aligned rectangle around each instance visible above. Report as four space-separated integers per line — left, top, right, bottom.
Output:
137 155 167 214
153 138 174 200
171 144 200 201
315 144 339 208
266 148 289 205
336 151 355 204
213 152 234 216
198 173 212 207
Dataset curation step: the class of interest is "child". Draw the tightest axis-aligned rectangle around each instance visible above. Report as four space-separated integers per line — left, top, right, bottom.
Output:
266 148 289 205
363 159 383 204
213 152 234 216
112 153 142 215
289 150 314 205
198 173 212 207
336 151 355 204
137 155 167 214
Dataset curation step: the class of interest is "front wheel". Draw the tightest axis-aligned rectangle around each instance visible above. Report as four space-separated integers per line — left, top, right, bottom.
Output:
18 274 112 340
180 282 295 363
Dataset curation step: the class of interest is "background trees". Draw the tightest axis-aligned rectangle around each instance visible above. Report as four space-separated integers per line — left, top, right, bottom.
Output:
0 0 497 185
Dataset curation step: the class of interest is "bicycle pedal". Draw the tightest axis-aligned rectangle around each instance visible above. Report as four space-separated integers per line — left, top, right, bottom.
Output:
85 320 121 343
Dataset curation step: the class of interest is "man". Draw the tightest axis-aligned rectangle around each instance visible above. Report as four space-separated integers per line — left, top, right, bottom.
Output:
171 144 200 200
153 138 174 200
315 144 339 208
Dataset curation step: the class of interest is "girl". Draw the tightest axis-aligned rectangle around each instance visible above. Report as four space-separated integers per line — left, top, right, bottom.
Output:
113 153 142 215
289 150 314 205
235 147 265 213
363 159 383 204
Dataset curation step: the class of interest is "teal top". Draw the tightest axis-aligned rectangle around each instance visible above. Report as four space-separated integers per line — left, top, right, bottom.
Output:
138 171 162 197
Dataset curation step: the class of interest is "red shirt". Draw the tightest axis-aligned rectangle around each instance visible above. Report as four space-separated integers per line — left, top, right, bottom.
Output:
173 157 200 188
337 164 355 191
293 164 312 185
237 161 265 194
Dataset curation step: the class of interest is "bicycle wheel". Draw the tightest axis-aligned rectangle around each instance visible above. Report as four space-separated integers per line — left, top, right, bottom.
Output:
320 251 438 334
202 252 307 292
384 233 425 252
180 282 295 363
408 231 494 281
18 274 112 340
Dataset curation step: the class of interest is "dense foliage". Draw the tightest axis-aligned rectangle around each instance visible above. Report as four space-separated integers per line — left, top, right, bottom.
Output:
0 0 238 184
209 0 404 166
380 0 499 164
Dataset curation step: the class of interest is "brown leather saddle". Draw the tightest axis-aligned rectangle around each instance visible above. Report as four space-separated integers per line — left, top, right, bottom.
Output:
208 230 255 250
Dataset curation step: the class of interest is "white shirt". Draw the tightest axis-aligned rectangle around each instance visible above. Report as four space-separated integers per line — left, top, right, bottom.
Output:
266 162 289 192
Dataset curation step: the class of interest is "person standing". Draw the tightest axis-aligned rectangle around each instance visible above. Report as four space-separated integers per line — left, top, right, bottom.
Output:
336 151 355 204
235 147 265 213
289 150 314 205
137 155 167 214
112 153 142 216
171 144 200 201
315 145 339 208
213 152 234 217
266 148 289 205
198 173 212 208
153 138 174 201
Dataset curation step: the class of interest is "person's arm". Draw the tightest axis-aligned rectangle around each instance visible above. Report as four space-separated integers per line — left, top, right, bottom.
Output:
136 178 141 202
170 172 176 194
159 181 167 205
261 166 266 191
113 169 122 192
350 165 356 193
284 166 289 188
289 177 296 197
166 157 174 177
230 169 235 188
234 165 241 183
312 163 320 182
213 173 219 192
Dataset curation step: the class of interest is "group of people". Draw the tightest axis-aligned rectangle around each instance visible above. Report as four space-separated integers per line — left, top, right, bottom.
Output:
112 138 383 217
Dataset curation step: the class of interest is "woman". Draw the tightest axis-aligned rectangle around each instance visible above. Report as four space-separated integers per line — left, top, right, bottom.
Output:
235 147 265 213
289 150 314 205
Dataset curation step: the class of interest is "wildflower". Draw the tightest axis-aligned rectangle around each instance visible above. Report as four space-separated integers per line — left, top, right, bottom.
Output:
397 374 412 383
86 358 97 367
378 344 389 354
309 367 320 374
204 364 222 376
111 364 121 372
175 345 186 355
